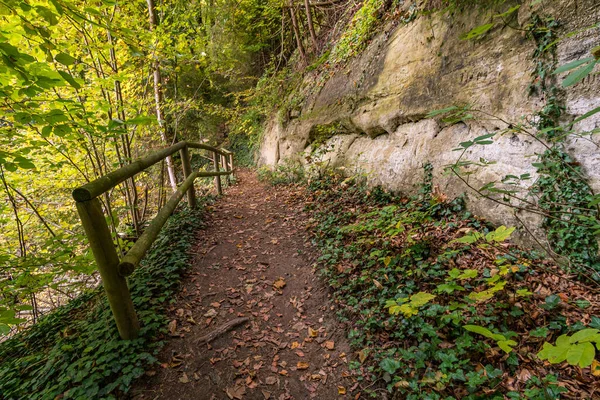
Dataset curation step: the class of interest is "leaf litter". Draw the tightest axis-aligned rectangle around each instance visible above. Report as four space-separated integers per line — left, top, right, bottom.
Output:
130 170 356 399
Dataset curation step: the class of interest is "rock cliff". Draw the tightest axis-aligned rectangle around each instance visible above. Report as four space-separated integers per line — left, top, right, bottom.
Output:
259 0 600 245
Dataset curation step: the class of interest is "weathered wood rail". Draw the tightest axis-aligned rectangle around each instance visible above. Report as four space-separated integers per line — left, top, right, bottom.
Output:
72 141 234 340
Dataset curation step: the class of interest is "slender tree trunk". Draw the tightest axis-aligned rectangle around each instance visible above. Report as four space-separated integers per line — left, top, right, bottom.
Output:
146 0 178 192
8 184 56 238
304 0 318 51
288 0 307 65
106 25 141 234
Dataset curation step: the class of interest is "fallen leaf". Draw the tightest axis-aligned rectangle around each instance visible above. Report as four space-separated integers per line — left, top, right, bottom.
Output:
168 320 177 335
517 368 532 383
308 327 318 338
225 385 246 400
325 341 335 350
291 341 300 349
297 362 309 370
358 348 369 363
179 372 189 384
204 309 218 318
265 376 278 385
593 360 600 376
338 386 346 395
273 277 286 291
261 390 271 399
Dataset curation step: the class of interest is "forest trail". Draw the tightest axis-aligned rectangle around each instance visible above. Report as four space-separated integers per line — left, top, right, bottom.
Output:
131 170 356 400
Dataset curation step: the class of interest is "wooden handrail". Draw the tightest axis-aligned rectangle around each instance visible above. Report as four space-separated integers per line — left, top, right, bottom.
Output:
73 141 229 201
72 141 234 340
117 171 230 276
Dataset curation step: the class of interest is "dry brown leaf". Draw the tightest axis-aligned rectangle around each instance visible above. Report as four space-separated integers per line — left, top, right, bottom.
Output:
261 390 271 399
308 327 318 338
592 360 600 376
297 362 309 370
204 308 218 318
265 376 278 385
168 320 177 335
325 341 335 350
337 386 347 395
179 372 189 384
358 348 369 363
225 385 246 400
273 277 286 290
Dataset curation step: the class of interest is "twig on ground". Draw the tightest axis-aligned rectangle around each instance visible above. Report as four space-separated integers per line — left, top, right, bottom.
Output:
195 317 249 345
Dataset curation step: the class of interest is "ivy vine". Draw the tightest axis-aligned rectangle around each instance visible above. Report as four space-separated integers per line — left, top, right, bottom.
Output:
526 14 600 280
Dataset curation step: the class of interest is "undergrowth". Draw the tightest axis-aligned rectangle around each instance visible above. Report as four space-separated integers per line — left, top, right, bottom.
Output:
0 206 205 399
257 161 305 186
526 14 600 279
295 167 600 399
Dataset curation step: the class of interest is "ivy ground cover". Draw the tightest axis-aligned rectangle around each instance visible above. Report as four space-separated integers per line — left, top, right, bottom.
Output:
304 171 600 399
0 207 205 399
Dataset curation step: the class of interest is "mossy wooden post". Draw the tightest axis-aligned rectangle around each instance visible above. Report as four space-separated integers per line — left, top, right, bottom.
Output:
179 145 196 208
212 151 222 195
75 198 140 340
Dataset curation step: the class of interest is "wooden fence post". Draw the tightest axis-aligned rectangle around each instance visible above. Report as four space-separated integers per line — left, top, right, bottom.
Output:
212 151 222 195
223 154 231 185
180 145 196 208
75 198 140 340
229 153 235 179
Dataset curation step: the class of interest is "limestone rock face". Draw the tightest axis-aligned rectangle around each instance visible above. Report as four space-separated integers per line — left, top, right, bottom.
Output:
258 1 600 245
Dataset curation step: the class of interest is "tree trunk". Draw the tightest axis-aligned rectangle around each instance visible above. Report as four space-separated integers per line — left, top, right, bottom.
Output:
304 0 318 51
106 25 141 234
288 0 307 65
146 0 178 193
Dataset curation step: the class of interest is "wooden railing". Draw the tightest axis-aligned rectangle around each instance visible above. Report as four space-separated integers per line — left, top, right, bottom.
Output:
72 141 234 340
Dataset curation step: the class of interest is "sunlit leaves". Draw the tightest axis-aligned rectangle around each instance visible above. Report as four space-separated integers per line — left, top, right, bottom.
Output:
463 325 517 353
461 23 494 40
386 292 436 318
54 52 77 66
538 329 600 367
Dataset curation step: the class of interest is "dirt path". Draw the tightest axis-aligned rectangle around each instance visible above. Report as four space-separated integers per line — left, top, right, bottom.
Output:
131 170 356 400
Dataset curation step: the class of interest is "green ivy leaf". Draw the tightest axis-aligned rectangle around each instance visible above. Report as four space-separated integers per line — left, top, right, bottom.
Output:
457 269 478 280
379 358 401 374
